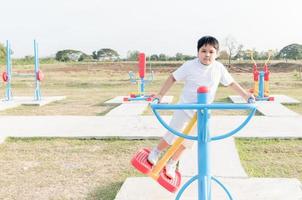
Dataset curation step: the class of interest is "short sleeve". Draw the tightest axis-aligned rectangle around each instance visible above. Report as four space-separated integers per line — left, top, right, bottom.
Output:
172 63 188 81
220 64 234 86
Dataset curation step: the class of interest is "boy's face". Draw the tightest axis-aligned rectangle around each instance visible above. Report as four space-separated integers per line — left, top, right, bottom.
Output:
198 44 217 65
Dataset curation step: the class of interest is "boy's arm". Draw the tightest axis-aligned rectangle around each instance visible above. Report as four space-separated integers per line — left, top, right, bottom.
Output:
228 81 255 102
156 74 176 102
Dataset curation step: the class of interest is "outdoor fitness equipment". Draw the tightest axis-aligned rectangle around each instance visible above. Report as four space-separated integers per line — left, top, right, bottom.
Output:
131 86 256 199
2 40 44 101
124 52 154 101
249 51 274 101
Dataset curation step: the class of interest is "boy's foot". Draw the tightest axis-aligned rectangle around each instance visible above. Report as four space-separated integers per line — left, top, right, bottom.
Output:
147 148 160 165
165 160 177 179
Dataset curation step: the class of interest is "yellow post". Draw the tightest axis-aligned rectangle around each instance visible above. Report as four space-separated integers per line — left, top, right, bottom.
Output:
149 113 197 180
254 81 259 97
264 80 269 96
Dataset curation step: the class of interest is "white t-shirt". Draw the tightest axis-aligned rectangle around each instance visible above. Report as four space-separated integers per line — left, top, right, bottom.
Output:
173 58 234 106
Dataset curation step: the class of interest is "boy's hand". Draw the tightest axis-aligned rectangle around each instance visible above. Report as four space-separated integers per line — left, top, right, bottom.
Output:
246 93 256 104
153 94 163 103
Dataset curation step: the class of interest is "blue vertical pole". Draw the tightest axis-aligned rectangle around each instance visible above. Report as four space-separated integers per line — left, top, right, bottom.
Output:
34 40 41 101
140 78 144 96
197 87 211 200
258 71 264 98
5 40 12 101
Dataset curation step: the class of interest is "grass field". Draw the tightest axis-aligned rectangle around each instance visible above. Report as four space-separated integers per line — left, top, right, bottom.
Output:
0 63 301 115
0 62 301 199
0 137 300 200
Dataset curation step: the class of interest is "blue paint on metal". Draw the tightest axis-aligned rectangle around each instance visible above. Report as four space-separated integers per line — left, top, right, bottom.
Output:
5 40 12 101
126 63 153 102
151 87 256 200
3 40 42 101
34 40 42 101
259 71 264 98
176 175 198 199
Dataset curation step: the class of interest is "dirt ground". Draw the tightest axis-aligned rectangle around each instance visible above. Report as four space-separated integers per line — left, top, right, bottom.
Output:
43 60 302 74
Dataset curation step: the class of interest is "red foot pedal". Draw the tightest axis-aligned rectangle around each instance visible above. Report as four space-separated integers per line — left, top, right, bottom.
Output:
123 97 129 101
157 169 181 193
268 97 275 101
131 148 153 174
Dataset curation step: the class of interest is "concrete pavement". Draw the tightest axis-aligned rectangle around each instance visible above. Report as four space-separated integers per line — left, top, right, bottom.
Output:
1 115 302 139
115 177 302 200
0 96 301 199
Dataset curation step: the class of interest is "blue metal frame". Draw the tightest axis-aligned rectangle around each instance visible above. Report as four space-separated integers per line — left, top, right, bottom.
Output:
3 40 42 101
34 40 42 101
5 40 12 101
151 89 256 200
127 66 153 101
256 71 270 101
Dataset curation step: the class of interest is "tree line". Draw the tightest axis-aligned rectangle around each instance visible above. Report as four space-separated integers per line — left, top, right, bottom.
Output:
1 42 302 63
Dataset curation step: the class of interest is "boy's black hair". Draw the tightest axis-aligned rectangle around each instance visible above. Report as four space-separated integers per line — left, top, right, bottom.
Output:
197 36 219 51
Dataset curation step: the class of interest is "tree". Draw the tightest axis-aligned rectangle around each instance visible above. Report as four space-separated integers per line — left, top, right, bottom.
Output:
218 50 229 60
233 44 244 60
277 44 302 60
79 53 93 61
55 49 85 62
0 43 5 61
222 36 243 65
92 51 98 60
126 50 139 61
149 54 159 61
94 48 119 61
158 53 168 61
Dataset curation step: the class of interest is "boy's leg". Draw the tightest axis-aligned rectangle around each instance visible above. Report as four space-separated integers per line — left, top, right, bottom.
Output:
147 139 170 165
157 138 170 151
165 144 186 179
148 110 190 165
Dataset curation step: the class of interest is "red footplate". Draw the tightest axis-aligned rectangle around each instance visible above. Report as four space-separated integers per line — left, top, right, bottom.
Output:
157 169 181 193
131 148 153 175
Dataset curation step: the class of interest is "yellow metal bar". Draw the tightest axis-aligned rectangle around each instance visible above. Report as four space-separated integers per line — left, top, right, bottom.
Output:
264 80 269 96
149 113 197 179
254 81 259 96
137 81 140 95
250 51 257 66
264 51 272 66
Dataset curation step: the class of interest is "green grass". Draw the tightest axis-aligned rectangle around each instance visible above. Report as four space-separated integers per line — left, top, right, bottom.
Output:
236 138 302 181
0 63 301 115
0 137 158 200
0 138 301 199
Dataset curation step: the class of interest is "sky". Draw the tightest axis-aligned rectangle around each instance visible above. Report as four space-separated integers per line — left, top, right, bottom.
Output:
0 0 302 58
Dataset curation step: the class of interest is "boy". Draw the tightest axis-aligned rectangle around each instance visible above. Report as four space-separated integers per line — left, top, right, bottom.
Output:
148 36 254 179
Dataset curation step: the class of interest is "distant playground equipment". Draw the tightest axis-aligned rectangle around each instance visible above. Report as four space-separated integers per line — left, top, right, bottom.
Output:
249 51 274 101
123 52 154 101
2 40 44 101
131 86 256 199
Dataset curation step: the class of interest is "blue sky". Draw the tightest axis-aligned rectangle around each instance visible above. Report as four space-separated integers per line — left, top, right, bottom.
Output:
0 0 301 58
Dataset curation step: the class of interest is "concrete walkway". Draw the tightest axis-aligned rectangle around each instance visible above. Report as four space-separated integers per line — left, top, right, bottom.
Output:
229 95 301 117
1 115 302 139
0 95 301 199
0 96 66 111
181 138 247 178
115 177 302 200
106 103 149 116
104 95 174 116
